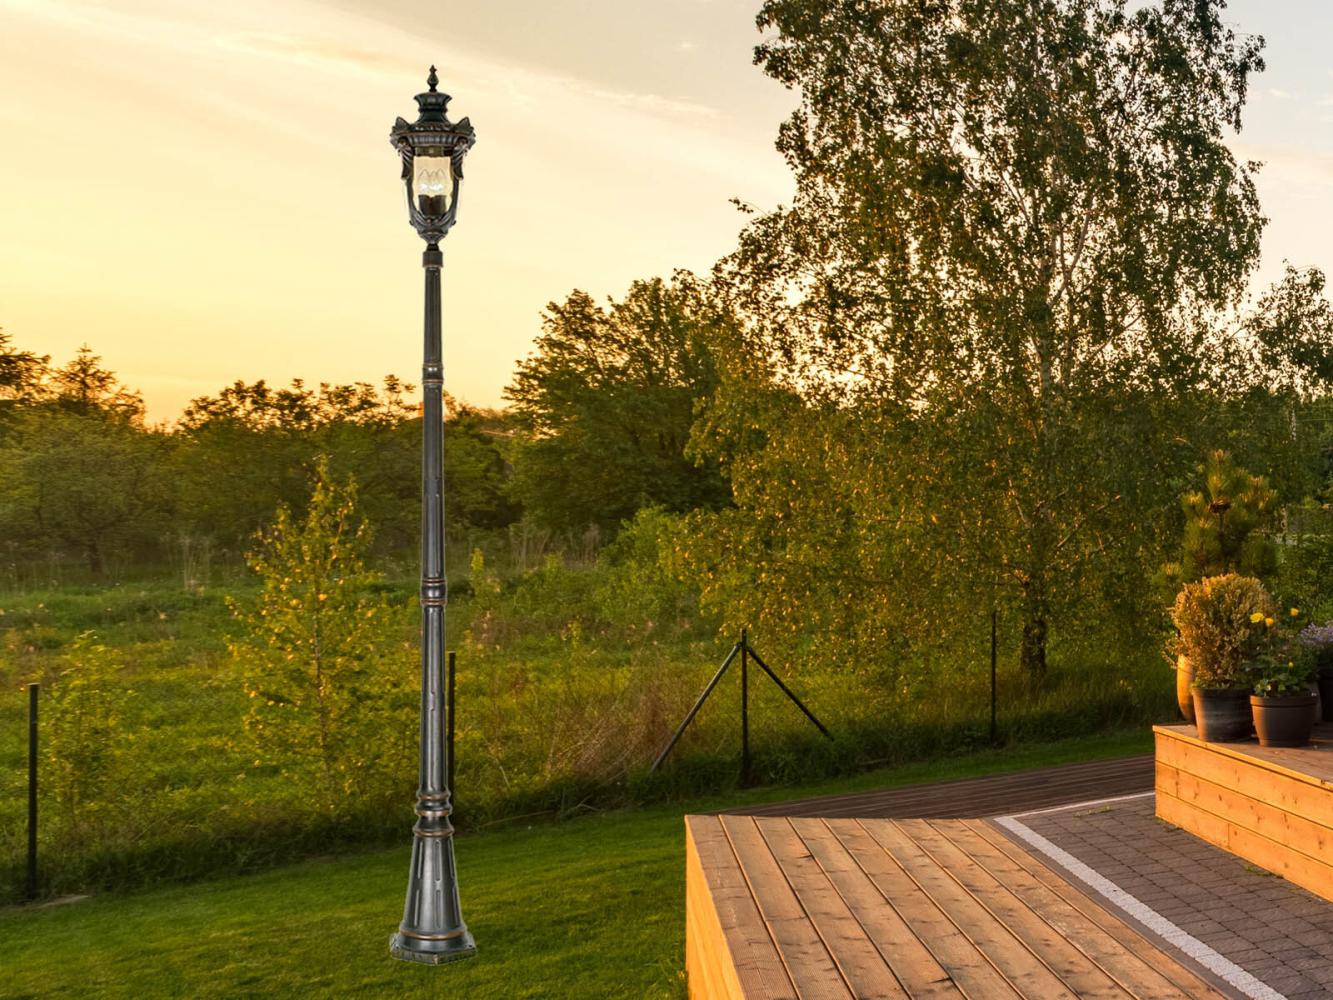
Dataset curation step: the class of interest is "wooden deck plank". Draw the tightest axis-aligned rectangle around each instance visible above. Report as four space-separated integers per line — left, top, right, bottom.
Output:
686 816 799 1000
690 810 1240 999
755 818 909 1000
740 757 1154 820
859 819 1080 1000
790 818 966 1000
826 820 1026 1000
720 815 855 1000
902 820 1132 1000
964 820 1228 1000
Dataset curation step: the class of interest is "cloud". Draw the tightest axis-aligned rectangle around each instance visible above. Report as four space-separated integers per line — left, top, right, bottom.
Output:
225 32 403 75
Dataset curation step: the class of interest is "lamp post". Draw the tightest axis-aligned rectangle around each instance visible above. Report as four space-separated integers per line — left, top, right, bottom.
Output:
388 66 477 966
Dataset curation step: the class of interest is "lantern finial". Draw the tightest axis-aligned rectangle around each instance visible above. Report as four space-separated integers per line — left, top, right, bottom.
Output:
427 66 439 92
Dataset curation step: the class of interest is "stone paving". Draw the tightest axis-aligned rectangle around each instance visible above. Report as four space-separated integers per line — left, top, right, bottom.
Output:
1015 795 1333 1000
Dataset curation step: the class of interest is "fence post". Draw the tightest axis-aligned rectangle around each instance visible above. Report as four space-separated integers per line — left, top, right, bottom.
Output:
27 682 38 901
990 610 998 746
740 629 750 787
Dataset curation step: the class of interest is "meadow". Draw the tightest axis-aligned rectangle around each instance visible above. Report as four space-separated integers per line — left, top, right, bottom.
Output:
0 564 1174 906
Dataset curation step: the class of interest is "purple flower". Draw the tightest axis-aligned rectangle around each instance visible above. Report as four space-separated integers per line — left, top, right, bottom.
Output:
1297 623 1333 651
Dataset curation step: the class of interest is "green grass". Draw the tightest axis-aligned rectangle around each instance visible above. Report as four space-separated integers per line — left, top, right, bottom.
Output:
0 729 1151 999
0 577 1175 903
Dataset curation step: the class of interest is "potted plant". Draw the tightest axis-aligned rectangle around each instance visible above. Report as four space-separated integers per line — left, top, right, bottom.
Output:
1297 622 1333 723
1164 452 1278 723
1251 647 1318 748
1171 573 1273 742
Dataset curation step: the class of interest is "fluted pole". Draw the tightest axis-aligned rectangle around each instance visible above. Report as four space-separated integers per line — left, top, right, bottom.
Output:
389 242 476 964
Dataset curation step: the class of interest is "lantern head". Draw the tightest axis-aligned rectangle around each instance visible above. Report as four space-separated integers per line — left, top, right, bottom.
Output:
390 66 477 244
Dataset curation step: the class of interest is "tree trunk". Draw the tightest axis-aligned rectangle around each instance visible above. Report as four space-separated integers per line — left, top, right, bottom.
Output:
85 540 104 577
1020 581 1049 680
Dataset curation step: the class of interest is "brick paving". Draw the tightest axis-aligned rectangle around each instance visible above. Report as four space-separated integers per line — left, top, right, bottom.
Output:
1017 795 1333 999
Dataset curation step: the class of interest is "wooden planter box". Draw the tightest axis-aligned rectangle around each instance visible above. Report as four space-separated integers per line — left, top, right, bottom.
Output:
1154 722 1333 904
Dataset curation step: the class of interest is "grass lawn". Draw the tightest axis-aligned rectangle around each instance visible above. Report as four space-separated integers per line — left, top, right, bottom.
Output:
1 729 1151 999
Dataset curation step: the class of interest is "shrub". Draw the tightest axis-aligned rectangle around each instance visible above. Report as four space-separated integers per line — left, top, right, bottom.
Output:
1170 573 1274 690
41 631 140 842
1174 451 1277 584
227 457 414 817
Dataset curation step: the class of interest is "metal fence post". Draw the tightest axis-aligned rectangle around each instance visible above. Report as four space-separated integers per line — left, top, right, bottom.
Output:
740 629 750 787
990 610 998 745
27 682 38 902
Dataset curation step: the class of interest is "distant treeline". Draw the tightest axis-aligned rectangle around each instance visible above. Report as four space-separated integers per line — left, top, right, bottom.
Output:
0 275 728 585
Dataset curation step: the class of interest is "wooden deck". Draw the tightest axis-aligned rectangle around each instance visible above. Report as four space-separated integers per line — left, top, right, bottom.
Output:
731 755 1154 820
685 814 1228 999
1155 721 1333 906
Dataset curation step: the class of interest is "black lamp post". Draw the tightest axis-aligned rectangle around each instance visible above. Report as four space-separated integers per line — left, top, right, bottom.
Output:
387 66 477 966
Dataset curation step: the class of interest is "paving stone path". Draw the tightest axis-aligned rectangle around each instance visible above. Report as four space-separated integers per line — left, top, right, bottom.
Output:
1020 795 1333 1000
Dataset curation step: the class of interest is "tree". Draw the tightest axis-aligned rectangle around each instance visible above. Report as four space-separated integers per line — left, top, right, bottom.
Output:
0 328 49 421
175 378 516 560
227 458 414 815
0 409 171 574
1175 450 1278 583
48 346 144 420
710 0 1270 675
505 273 731 532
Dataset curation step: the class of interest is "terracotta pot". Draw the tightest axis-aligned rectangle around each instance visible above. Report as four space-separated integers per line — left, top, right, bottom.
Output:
1251 693 1318 748
1175 655 1196 724
1192 688 1250 742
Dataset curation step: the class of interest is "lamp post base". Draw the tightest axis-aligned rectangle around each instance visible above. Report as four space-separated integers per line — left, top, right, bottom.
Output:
389 930 477 965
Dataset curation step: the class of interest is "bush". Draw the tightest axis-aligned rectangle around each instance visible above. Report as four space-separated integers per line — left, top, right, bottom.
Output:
227 458 415 817
1170 573 1274 689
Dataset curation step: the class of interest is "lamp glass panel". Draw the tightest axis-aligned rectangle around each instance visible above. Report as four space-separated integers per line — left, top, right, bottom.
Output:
413 155 453 216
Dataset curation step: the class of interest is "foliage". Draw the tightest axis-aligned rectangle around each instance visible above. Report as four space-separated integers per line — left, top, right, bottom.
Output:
0 408 173 574
1250 651 1315 698
0 575 1172 904
0 327 49 421
47 345 145 420
1170 574 1274 689
505 273 731 532
226 458 414 816
1173 450 1277 584
0 333 521 583
40 632 141 844
1297 621 1333 675
1245 602 1313 692
712 0 1278 677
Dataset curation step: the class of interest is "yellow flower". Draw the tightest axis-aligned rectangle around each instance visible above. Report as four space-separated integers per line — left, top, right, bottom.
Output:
1250 612 1264 623
1291 608 1301 617
1265 617 1275 628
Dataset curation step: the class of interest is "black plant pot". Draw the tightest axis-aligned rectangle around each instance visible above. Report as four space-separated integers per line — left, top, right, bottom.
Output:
1320 670 1333 723
1192 688 1251 743
1251 693 1318 748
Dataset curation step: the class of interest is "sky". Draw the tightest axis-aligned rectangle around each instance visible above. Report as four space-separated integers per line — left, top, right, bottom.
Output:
1 0 1332 423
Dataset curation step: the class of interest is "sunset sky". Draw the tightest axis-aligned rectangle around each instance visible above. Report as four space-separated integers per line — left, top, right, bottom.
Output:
2 0 1332 423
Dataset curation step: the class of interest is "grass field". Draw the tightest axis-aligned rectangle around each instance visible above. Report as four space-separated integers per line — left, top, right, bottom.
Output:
0 578 1175 904
0 729 1151 999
